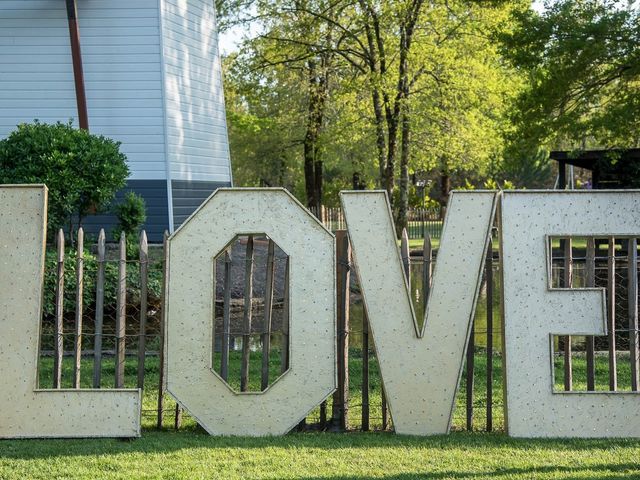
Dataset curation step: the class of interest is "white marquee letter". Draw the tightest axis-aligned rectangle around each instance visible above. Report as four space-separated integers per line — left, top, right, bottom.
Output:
341 191 496 435
0 186 140 438
502 191 640 437
166 189 336 436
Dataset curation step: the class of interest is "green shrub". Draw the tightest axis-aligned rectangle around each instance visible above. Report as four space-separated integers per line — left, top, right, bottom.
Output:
114 192 146 237
113 192 147 258
0 121 129 237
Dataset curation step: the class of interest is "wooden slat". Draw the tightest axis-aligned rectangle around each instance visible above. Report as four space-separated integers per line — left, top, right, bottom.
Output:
319 401 327 428
280 258 290 374
174 404 182 430
157 231 169 429
608 237 617 391
423 234 432 313
332 231 350 430
137 231 148 390
401 228 410 280
241 235 254 392
53 229 65 389
72 227 84 388
115 232 127 389
361 308 370 431
220 250 232 381
261 240 276 391
629 238 639 391
466 313 475 431
93 229 106 388
585 238 596 391
381 387 388 430
485 244 493 432
562 238 573 391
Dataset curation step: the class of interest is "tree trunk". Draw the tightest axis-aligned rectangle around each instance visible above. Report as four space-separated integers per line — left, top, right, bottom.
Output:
384 114 398 201
440 169 451 218
372 88 387 186
396 110 410 237
304 60 317 208
314 159 323 209
303 57 328 211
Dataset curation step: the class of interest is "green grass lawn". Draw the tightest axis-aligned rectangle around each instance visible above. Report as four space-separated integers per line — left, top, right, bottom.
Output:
2 431 640 479
0 352 638 479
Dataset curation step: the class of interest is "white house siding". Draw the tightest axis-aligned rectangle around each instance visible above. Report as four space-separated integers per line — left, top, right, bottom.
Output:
0 0 171 239
0 0 167 181
0 0 232 236
160 0 232 228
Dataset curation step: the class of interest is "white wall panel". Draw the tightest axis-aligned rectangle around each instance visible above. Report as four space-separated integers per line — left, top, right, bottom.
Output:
0 0 167 180
161 0 231 183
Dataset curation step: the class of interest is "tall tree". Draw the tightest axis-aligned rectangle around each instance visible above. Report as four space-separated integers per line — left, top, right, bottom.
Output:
501 0 640 148
224 0 524 230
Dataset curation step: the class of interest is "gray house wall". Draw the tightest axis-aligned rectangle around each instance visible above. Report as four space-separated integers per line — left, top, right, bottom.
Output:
80 180 170 243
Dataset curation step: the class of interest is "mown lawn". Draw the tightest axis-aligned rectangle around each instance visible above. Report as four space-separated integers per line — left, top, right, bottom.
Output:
0 352 637 479
1 431 640 479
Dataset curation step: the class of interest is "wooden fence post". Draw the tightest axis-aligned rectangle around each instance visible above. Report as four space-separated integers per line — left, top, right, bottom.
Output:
485 243 493 432
466 309 475 430
361 307 370 432
115 232 127 388
562 238 573 391
381 388 388 430
629 238 639 391
608 237 617 391
241 235 254 392
54 229 65 388
423 235 432 309
280 258 290 373
72 227 84 388
585 238 596 390
401 228 410 280
220 250 232 382
332 230 350 430
174 404 182 430
157 231 169 429
261 240 275 391
93 229 106 388
137 231 148 390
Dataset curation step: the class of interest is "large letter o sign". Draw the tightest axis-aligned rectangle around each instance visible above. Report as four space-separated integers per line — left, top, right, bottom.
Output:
166 188 336 435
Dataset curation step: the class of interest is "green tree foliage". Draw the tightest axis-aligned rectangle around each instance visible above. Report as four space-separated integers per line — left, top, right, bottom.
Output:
114 192 147 238
500 0 640 148
224 53 306 194
500 145 553 188
224 0 526 229
113 192 147 258
0 121 129 237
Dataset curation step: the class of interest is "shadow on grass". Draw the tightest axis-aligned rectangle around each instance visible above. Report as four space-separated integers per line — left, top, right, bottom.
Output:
1 430 639 461
303 465 640 480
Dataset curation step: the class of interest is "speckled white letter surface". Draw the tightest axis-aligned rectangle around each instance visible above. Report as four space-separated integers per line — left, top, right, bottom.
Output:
502 191 640 438
0 186 141 438
166 188 336 436
341 190 497 435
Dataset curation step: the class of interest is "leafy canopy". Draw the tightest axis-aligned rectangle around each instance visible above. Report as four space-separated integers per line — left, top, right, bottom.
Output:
500 0 640 148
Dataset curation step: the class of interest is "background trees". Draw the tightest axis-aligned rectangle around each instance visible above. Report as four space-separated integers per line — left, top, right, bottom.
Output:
223 0 638 231
500 0 640 149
